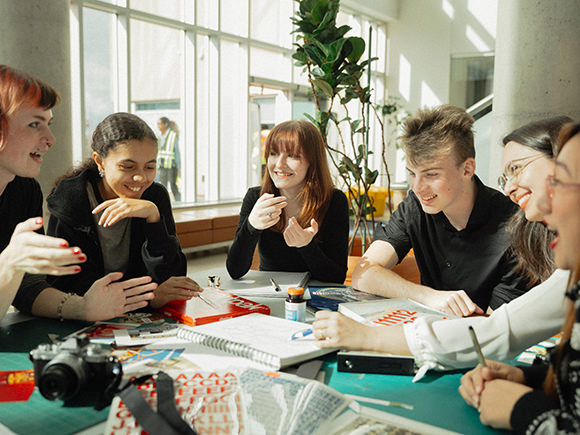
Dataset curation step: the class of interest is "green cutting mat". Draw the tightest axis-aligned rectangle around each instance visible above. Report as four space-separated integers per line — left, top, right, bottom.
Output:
1 318 109 435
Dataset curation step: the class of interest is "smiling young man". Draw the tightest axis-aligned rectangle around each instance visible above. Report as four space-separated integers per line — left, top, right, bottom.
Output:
352 105 529 316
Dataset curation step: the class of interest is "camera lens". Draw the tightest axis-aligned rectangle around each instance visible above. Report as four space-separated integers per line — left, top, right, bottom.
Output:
38 354 87 401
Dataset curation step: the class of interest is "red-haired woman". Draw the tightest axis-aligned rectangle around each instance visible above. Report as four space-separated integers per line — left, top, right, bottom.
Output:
0 65 155 321
459 123 580 433
227 120 349 283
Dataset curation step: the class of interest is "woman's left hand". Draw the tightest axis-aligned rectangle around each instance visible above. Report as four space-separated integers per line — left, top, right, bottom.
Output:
92 198 161 227
283 217 318 248
477 379 532 430
149 276 203 308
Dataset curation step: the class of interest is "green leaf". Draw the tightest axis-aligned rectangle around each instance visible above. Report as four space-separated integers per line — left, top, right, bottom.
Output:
311 0 329 24
351 119 361 132
365 168 379 185
345 37 365 62
313 78 334 96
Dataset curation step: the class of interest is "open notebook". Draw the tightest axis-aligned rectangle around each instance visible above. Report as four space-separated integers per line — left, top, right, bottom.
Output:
176 313 336 370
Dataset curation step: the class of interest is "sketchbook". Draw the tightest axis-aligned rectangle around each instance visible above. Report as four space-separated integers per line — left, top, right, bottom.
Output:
338 298 457 326
176 313 336 370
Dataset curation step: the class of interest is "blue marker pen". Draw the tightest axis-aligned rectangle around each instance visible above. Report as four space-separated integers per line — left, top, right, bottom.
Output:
290 328 313 341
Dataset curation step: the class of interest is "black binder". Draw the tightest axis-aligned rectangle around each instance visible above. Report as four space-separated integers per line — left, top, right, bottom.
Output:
337 350 416 376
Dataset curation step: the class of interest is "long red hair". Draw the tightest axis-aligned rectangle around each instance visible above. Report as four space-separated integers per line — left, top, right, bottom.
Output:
260 120 334 232
0 65 60 149
544 122 580 398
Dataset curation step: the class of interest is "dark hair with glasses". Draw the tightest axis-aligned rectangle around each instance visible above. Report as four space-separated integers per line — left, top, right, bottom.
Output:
544 120 580 399
501 116 572 285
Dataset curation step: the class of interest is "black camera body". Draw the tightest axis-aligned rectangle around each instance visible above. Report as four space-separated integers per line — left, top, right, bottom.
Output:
29 335 122 409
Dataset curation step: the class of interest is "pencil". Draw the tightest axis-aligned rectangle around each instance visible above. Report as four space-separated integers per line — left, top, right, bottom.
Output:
468 326 487 367
298 271 311 289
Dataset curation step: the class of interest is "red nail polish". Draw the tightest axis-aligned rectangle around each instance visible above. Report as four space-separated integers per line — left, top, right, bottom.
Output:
72 247 81 254
35 218 43 225
78 254 86 261
74 267 81 272
60 242 69 248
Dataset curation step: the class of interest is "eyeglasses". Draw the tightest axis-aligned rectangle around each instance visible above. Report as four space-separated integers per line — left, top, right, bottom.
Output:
498 154 545 191
546 174 580 194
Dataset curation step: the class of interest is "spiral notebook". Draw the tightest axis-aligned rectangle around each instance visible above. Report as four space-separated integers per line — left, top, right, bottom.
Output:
176 313 336 370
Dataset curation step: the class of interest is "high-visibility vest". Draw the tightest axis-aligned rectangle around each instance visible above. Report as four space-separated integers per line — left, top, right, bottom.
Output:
158 129 179 169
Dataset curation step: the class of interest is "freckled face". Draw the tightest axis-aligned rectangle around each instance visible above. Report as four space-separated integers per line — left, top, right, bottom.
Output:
0 106 55 181
95 138 158 200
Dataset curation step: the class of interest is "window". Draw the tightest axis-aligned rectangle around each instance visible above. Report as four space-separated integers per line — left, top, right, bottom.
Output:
72 1 389 207
449 54 494 109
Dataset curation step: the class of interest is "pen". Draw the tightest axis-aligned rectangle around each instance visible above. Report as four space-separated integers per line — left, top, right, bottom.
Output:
270 278 282 292
198 294 218 309
468 326 487 367
290 328 313 341
298 271 311 289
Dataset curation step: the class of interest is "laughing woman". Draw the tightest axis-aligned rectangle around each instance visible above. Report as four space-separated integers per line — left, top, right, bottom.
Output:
0 65 156 322
46 112 202 309
459 122 580 433
226 120 349 283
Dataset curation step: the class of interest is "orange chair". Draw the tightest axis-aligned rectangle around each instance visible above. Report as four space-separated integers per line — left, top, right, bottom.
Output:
344 250 420 286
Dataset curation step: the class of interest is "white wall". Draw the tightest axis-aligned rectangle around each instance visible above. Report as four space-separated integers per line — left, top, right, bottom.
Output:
386 0 497 113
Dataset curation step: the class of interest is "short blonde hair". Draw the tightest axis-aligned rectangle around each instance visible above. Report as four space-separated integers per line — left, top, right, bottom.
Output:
401 104 475 166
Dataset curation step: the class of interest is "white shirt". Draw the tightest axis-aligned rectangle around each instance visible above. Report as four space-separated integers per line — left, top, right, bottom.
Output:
404 269 570 373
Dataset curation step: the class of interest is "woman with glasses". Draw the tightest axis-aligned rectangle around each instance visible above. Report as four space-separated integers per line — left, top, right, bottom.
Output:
459 122 580 433
312 116 574 372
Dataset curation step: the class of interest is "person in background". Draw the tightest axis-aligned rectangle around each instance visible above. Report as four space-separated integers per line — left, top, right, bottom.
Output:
352 104 529 316
157 117 181 202
313 116 571 373
459 122 580 433
226 120 349 283
46 112 202 310
0 65 156 322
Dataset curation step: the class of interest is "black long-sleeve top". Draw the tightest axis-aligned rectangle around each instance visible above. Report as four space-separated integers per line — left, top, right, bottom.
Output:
3 177 54 313
510 296 580 434
45 167 186 295
226 187 349 283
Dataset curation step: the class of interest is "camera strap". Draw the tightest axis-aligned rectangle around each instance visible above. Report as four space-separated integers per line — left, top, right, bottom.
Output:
119 371 197 435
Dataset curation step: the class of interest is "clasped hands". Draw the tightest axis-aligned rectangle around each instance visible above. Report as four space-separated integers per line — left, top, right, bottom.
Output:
458 360 531 430
248 193 318 248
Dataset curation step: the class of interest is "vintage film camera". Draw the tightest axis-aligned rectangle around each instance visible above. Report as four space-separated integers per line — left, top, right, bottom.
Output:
29 334 122 409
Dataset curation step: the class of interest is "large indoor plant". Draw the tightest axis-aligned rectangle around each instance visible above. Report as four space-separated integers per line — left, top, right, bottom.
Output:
292 0 405 254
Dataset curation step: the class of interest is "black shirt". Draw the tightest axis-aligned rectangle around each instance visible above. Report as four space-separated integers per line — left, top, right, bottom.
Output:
226 187 349 283
375 176 528 310
2 177 53 313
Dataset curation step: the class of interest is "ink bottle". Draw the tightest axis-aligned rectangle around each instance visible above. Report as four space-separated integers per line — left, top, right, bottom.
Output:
285 287 306 322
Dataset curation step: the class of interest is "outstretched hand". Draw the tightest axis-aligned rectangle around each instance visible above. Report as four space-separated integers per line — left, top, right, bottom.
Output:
2 217 85 276
149 276 204 308
92 198 160 227
312 311 372 349
82 272 156 321
283 217 318 248
248 193 287 230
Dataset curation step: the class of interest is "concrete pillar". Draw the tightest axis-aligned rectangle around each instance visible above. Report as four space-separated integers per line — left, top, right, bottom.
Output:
488 0 580 179
0 0 72 197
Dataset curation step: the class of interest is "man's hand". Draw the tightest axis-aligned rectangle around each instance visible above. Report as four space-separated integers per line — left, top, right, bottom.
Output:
420 289 484 317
